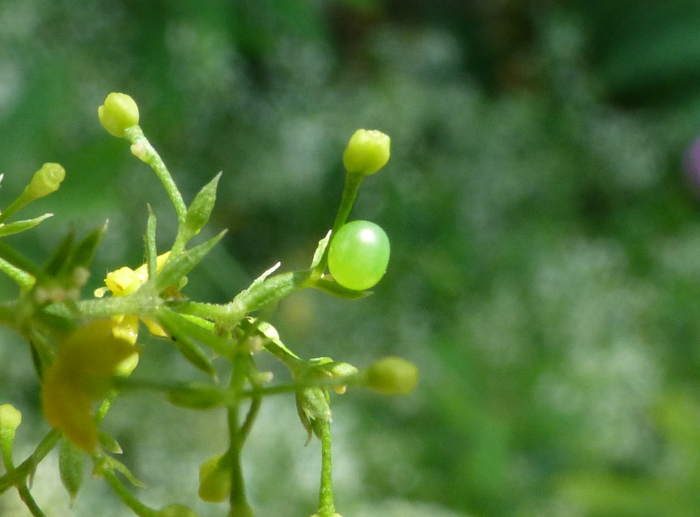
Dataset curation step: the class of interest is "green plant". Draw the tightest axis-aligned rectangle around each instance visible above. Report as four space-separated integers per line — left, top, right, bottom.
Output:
0 93 417 517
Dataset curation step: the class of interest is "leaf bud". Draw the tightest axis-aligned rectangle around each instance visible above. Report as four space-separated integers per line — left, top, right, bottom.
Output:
25 163 66 200
198 455 231 503
98 92 140 138
0 404 22 433
343 129 390 176
365 356 419 395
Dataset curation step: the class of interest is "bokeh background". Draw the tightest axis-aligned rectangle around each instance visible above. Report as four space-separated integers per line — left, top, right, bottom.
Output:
2 0 700 516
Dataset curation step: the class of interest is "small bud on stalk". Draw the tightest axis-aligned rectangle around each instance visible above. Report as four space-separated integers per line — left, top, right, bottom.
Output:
365 357 419 395
25 163 65 201
343 129 390 176
98 93 140 138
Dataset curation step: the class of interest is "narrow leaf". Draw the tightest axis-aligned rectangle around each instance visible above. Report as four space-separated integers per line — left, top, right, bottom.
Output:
0 213 53 238
157 308 232 356
97 431 122 455
64 222 108 273
310 277 372 300
183 172 221 238
155 230 226 290
59 439 83 504
158 314 217 378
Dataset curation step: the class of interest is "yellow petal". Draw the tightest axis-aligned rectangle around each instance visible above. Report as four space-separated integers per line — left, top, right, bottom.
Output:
142 317 168 338
111 314 140 345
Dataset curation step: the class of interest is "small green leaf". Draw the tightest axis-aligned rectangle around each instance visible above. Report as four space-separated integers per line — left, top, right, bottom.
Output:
64 222 108 272
183 172 221 239
102 456 145 487
310 277 372 300
59 439 84 503
97 431 123 455
155 230 226 290
296 387 331 441
166 382 227 409
43 229 76 277
158 316 217 378
0 214 53 238
310 230 331 269
157 308 233 356
145 206 158 279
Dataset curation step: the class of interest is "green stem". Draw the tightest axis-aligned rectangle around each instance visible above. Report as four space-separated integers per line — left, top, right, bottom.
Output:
226 352 253 516
0 190 33 224
124 126 187 223
314 172 363 276
317 418 336 517
17 485 46 517
102 468 159 517
0 256 35 290
0 430 61 496
223 270 311 328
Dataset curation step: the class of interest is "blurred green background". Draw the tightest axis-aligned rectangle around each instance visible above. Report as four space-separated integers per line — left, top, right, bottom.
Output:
3 0 700 516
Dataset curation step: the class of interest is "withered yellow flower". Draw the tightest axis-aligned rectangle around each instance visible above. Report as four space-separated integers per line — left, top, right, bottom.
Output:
42 320 138 451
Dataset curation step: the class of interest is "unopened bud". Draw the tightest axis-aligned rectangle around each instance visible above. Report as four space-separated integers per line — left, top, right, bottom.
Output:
198 455 231 503
25 163 65 200
98 93 139 138
365 357 418 395
0 404 22 433
343 129 390 176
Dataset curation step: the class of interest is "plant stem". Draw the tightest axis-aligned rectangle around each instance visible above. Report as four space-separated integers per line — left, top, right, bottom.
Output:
314 172 363 276
102 469 159 517
226 351 253 516
124 126 187 223
17 485 46 517
317 418 336 517
0 256 35 290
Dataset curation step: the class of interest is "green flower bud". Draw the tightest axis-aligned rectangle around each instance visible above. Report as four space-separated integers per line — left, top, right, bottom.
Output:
343 129 390 176
158 504 200 517
25 163 65 200
198 455 231 503
365 357 419 395
98 93 139 138
0 404 22 433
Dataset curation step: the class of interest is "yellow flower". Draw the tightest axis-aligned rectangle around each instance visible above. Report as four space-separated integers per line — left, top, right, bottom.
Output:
94 252 171 346
42 320 138 451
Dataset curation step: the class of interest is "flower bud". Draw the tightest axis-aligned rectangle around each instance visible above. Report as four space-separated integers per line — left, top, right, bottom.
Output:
198 455 231 503
343 129 390 176
158 504 200 517
98 93 139 138
25 163 65 200
365 357 418 395
0 404 22 433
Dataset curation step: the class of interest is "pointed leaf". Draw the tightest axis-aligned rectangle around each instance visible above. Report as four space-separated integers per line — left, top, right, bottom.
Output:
155 230 226 290
157 315 217 378
102 456 146 487
64 222 108 272
59 439 84 503
310 277 372 300
43 228 76 276
0 214 53 238
157 308 232 356
183 172 221 239
97 431 123 455
144 206 157 279
310 230 331 269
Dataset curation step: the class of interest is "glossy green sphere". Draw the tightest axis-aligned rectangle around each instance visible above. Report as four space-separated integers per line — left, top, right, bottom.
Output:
328 220 390 291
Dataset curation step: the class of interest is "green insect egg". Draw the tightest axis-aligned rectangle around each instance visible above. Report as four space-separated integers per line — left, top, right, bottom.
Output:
328 220 390 291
